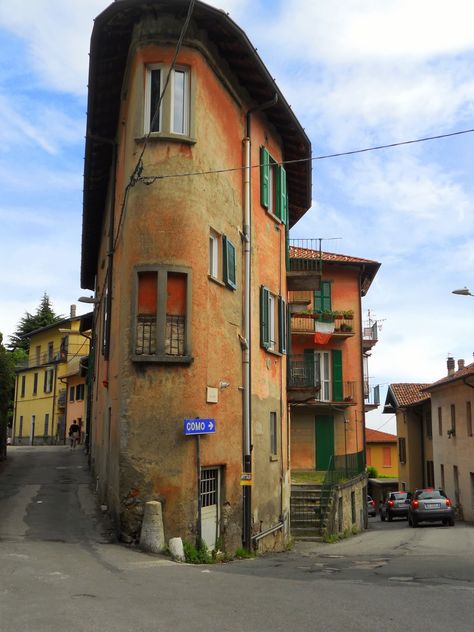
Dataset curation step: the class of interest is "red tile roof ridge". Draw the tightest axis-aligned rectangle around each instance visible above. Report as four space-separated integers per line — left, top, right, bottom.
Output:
389 383 431 406
366 428 397 443
289 247 380 265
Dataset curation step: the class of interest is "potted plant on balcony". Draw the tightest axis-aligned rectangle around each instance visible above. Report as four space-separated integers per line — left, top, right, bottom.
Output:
343 309 354 320
333 310 343 320
321 310 334 322
340 322 353 332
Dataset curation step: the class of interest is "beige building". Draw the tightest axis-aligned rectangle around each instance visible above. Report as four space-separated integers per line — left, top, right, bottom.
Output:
424 358 474 522
383 383 433 491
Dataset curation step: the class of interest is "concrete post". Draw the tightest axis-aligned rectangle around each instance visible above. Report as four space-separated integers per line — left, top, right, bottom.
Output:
139 501 165 553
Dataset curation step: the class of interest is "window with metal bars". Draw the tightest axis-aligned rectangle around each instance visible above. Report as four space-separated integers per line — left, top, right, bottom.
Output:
200 468 218 508
133 265 192 363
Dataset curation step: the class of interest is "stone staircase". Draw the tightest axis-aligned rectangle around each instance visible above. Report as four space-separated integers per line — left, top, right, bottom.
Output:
290 484 333 540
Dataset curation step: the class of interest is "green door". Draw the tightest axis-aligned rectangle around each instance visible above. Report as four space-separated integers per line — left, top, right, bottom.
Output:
315 415 334 471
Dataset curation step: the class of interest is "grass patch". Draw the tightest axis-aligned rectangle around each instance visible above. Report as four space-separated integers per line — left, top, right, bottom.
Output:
291 470 326 484
322 525 360 543
183 540 213 564
234 547 256 559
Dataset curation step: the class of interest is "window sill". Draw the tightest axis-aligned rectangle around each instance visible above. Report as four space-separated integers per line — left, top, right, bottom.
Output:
136 133 196 146
208 275 226 288
269 455 279 462
132 354 193 365
266 348 283 358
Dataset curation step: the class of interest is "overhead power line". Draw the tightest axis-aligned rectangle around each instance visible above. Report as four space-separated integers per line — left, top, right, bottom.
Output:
138 126 474 185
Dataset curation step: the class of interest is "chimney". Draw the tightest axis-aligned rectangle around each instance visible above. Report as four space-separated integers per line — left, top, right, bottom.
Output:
447 356 455 376
70 304 77 319
458 359 465 371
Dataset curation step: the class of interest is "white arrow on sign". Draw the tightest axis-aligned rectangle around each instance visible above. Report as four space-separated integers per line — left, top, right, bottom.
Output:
208 421 214 430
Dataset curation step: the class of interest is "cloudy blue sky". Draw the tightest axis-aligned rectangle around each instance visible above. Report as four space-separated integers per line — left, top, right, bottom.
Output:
1 0 473 432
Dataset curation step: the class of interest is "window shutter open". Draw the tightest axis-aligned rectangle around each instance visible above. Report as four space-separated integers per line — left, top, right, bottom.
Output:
332 349 343 401
276 165 287 224
278 297 287 354
260 286 270 349
260 147 270 208
223 236 237 289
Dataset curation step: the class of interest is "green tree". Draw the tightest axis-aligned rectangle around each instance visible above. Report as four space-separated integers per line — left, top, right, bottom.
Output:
9 293 63 352
0 333 18 460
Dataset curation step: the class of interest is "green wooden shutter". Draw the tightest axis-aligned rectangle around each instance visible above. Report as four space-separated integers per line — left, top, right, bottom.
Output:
276 165 287 224
332 349 343 401
304 349 314 387
278 297 287 354
260 146 270 208
223 236 236 289
314 281 332 312
260 286 270 349
285 224 290 272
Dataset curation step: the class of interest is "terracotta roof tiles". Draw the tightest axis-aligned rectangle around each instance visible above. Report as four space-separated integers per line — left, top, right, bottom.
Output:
389 383 431 407
366 428 397 443
289 247 379 265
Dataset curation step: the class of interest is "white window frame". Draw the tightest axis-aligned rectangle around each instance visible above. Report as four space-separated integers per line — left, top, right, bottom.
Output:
170 67 190 135
209 231 219 279
268 293 276 351
315 351 331 401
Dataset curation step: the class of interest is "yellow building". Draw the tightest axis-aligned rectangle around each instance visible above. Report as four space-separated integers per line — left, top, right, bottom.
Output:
366 428 399 478
12 307 91 445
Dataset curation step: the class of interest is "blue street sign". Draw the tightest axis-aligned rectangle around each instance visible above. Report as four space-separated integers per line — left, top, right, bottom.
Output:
183 418 216 435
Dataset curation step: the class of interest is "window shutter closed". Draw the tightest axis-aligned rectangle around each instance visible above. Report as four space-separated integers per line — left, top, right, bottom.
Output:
315 281 332 312
223 236 237 289
260 147 270 208
260 286 270 349
278 297 287 354
276 165 287 224
304 349 314 386
332 349 343 401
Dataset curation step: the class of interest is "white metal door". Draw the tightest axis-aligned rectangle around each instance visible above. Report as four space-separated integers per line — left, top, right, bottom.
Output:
200 467 220 551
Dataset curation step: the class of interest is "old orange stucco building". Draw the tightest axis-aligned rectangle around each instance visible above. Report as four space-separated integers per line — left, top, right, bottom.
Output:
80 0 311 551
365 428 398 478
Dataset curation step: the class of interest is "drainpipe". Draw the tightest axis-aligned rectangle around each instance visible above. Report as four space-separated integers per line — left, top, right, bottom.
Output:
242 93 278 550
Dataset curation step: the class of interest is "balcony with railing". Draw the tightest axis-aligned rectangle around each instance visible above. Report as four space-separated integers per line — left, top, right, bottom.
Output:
290 310 355 339
364 383 380 412
362 320 378 350
287 239 322 291
288 355 357 405
15 348 66 371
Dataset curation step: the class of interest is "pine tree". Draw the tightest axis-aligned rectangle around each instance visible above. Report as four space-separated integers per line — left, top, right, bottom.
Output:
0 334 15 459
9 293 63 352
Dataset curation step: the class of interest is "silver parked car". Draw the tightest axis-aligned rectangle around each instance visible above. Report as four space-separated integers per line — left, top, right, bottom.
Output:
408 488 455 527
367 495 376 517
379 491 412 521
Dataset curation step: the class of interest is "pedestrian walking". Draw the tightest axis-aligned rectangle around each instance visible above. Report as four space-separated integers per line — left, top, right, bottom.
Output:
68 420 80 449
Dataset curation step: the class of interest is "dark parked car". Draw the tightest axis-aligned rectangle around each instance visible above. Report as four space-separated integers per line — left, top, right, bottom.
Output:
408 488 455 527
379 491 412 521
367 495 376 517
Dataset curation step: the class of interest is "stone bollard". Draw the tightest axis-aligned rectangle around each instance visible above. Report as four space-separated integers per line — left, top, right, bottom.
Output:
139 501 165 553
169 537 185 562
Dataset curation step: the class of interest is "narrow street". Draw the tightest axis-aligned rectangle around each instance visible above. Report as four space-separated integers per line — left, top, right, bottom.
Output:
1 447 474 632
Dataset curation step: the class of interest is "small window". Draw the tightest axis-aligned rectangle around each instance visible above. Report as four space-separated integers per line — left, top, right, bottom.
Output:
134 266 192 363
270 412 277 456
467 401 472 437
438 406 442 436
70 386 75 402
44 413 49 437
20 375 26 398
44 368 54 394
450 404 456 436
260 147 287 224
383 446 391 467
75 384 85 401
33 373 38 396
398 437 406 464
209 230 236 289
145 64 190 137
426 409 432 439
260 286 286 354
48 342 54 362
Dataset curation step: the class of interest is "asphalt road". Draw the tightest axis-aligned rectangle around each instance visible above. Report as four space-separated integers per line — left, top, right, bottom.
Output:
1 446 474 632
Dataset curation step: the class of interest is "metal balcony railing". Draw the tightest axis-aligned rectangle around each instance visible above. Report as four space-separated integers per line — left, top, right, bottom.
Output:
15 349 66 370
363 320 378 345
288 355 319 389
288 239 323 274
290 312 354 334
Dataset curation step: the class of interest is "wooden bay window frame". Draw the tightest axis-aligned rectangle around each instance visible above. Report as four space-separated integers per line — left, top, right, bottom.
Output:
144 64 192 139
260 146 288 224
132 264 192 364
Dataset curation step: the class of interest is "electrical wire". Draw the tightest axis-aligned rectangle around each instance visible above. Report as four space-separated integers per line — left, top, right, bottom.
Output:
138 126 474 185
113 0 196 253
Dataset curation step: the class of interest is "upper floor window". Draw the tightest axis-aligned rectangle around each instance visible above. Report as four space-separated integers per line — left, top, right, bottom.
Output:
209 229 236 289
314 281 332 312
44 368 54 394
260 286 286 354
145 65 190 137
260 147 287 224
76 384 85 401
133 265 192 363
20 375 26 398
47 341 54 362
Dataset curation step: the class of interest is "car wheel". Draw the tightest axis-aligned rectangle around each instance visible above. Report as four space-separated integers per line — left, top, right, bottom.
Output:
380 512 385 522
448 518 455 527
